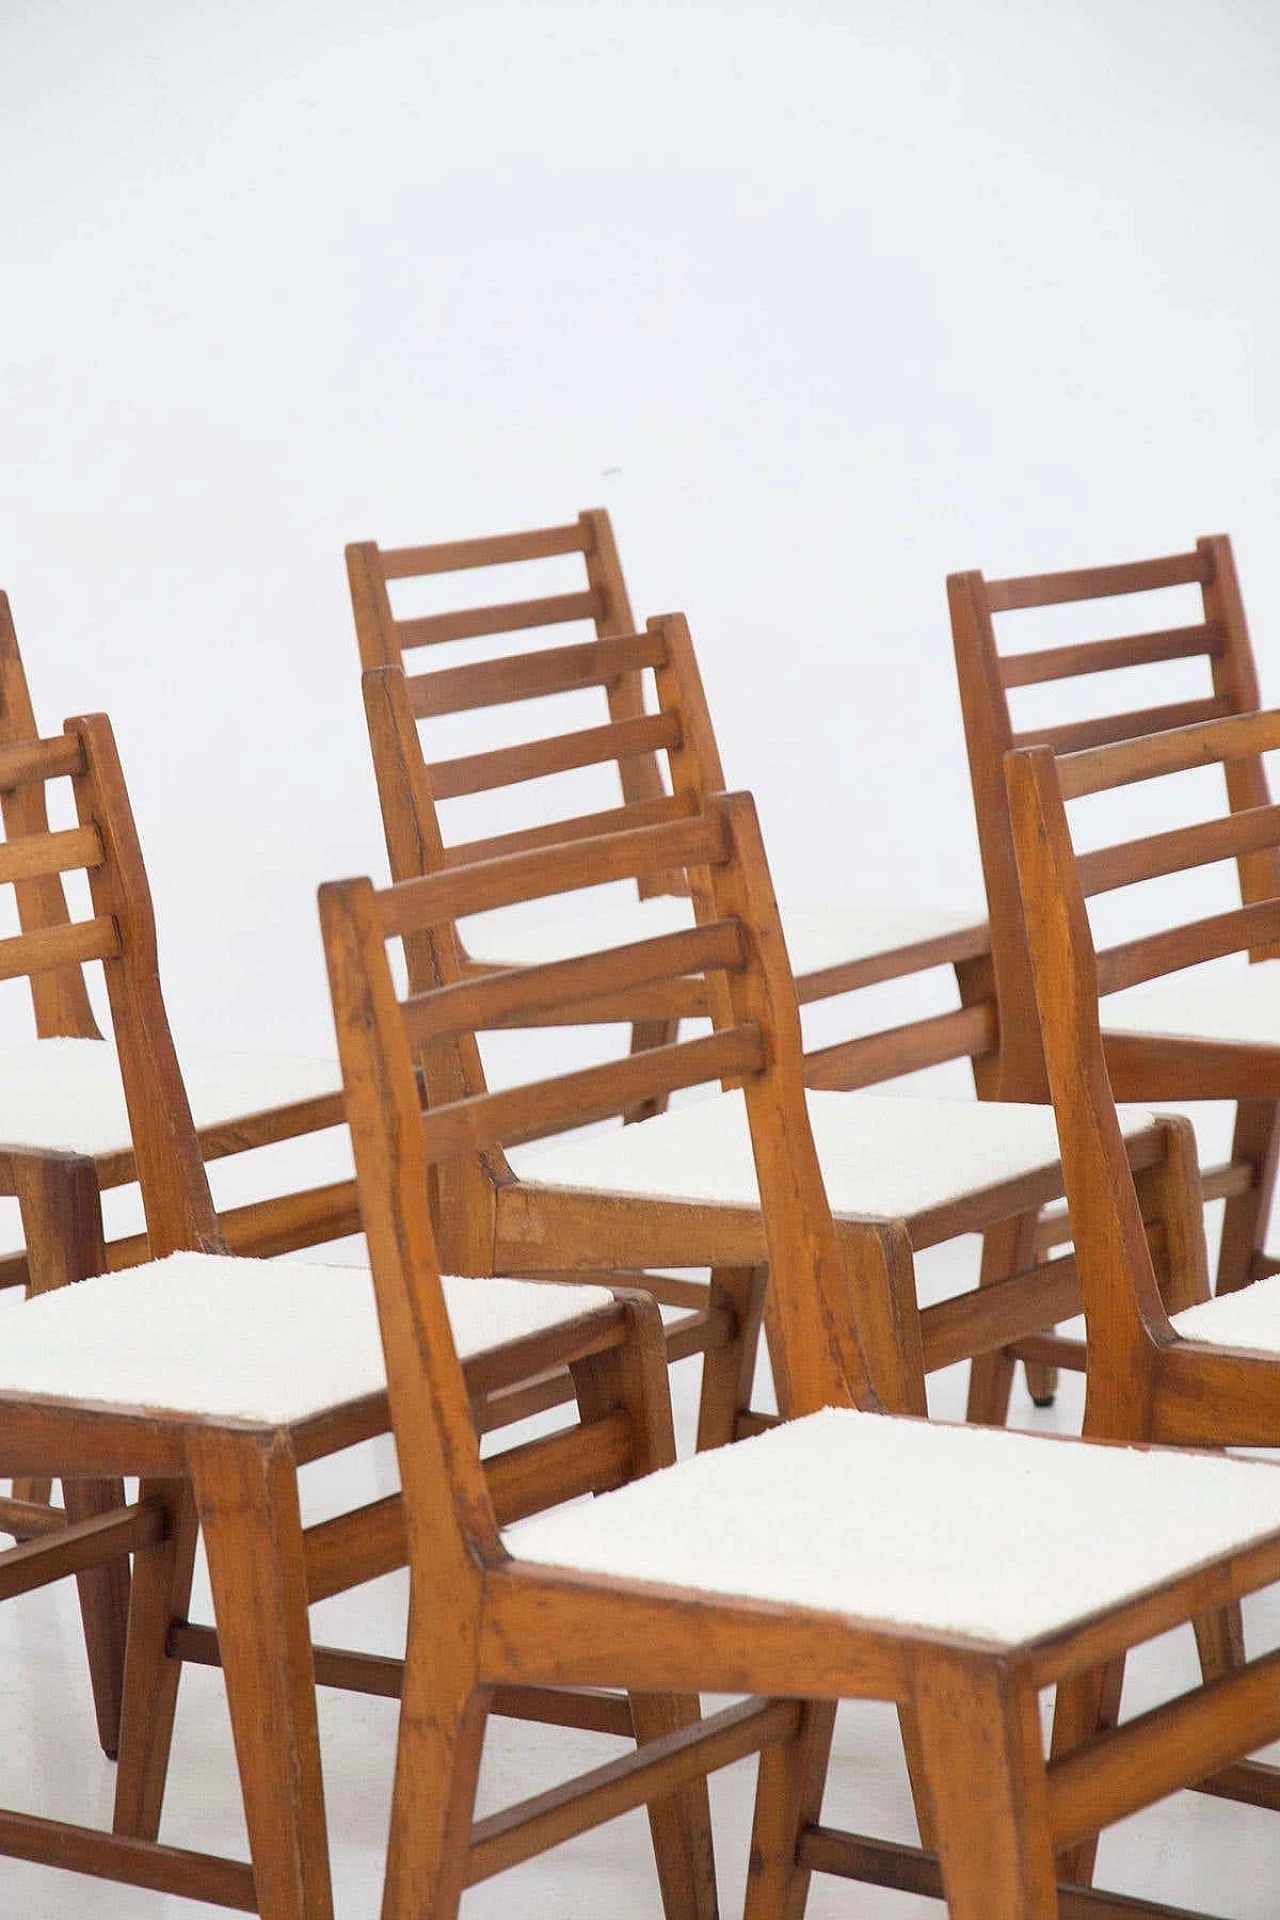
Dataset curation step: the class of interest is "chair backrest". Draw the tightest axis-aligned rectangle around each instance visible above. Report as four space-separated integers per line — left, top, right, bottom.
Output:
949 534 1270 1095
0 709 221 1258
321 793 926 1585
362 608 1001 1098
346 508 688 899
1002 711 1280 1419
0 595 103 1040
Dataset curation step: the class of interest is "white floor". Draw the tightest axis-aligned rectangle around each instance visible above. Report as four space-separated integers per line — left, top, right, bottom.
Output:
5 1234 1280 1916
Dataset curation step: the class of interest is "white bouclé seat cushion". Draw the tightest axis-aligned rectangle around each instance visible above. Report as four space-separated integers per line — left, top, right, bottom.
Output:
0 1038 340 1158
0 1252 613 1425
508 1407 1280 1647
1103 960 1280 1047
1172 1272 1280 1353
461 898 983 977
512 1088 1155 1222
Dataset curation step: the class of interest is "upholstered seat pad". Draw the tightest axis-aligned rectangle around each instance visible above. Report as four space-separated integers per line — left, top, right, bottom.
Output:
512 1088 1155 1222
1104 960 1280 1047
0 1038 339 1158
461 898 983 977
1172 1272 1280 1352
508 1406 1280 1647
0 1252 613 1424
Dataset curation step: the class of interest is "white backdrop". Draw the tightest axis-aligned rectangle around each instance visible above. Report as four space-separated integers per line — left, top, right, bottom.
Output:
2 0 1279 1064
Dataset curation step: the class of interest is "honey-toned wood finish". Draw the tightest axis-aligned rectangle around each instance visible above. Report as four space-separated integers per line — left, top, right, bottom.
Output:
323 787 1280 1919
359 624 1175 1442
0 593 355 1299
951 537 1280 1346
0 715 716 1914
1007 707 1280 1875
346 510 991 1073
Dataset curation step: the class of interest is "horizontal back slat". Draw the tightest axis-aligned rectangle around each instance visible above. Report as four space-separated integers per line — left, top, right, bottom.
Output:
403 919 747 1045
1077 803 1280 899
0 823 103 888
397 591 598 651
378 523 587 580
445 793 695 869
1057 708 1280 800
803 1002 998 1092
0 734 84 792
379 811 730 935
1098 898 1280 998
0 915 120 983
428 712 681 802
1013 696 1232 760
1000 623 1222 690
985 549 1211 614
407 631 667 720
420 1024 765 1163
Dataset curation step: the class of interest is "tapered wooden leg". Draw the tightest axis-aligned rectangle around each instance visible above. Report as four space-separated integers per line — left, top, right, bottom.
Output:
189 1427 332 1920
382 1589 489 1920
1217 1098 1280 1294
572 1303 719 1917
916 1652 1058 1918
1049 1656 1125 1886
630 1691 721 1918
966 1210 1046 1424
897 1702 938 1849
624 1018 681 1123
744 1699 835 1920
114 1478 200 1839
696 1265 768 1452
12 1150 130 1755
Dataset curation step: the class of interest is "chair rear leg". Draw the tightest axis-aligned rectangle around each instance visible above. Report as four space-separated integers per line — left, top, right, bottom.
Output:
744 1700 835 1920
696 1265 768 1452
631 1691 721 1918
189 1426 333 1920
382 1599 489 1920
114 1478 200 1838
1049 1655 1125 1887
916 1652 1058 1918
966 1210 1046 1424
1217 1097 1280 1293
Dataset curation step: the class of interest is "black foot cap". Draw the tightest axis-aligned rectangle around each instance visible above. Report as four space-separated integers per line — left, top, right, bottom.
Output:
1030 1394 1056 1409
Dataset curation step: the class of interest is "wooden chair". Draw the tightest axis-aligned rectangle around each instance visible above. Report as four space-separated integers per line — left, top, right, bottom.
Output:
360 632 1197 1444
346 509 989 1105
950 536 1280 1330
1005 707 1280 1883
322 785 1280 1920
0 591 358 1288
0 710 718 1916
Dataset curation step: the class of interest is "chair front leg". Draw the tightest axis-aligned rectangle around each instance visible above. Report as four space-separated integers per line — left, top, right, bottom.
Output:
1048 1654 1125 1888
695 1264 768 1452
11 1148 130 1755
571 1299 719 1919
916 1651 1058 1919
188 1426 332 1920
1216 1097 1280 1294
966 1210 1046 1424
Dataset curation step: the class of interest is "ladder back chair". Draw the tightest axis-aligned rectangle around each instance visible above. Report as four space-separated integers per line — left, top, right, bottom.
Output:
1006 706 1280 1881
950 534 1280 1309
362 637 1195 1439
0 711 717 1917
0 591 357 1288
322 784 1280 1920
346 509 989 1104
